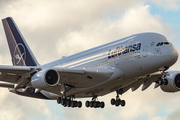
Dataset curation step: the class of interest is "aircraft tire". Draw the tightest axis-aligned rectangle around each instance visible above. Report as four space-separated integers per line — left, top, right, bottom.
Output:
111 98 115 105
93 101 98 108
100 102 105 108
57 97 61 104
90 101 94 107
78 101 82 108
158 79 164 85
120 100 125 107
164 79 168 85
73 101 78 107
85 101 90 107
115 100 120 106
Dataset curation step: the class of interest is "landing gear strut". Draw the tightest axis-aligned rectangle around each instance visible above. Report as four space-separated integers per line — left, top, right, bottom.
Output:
111 90 126 107
157 67 169 86
85 96 105 108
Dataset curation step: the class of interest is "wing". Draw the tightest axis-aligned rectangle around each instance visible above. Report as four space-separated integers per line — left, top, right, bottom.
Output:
0 65 114 95
57 67 114 88
1 17 114 97
0 65 33 83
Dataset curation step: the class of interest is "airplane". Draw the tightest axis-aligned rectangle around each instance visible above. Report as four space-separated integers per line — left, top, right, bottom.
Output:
0 17 179 109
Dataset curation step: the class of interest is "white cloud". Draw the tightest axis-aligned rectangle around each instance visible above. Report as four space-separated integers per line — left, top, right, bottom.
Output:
0 88 51 120
57 5 171 56
149 116 166 120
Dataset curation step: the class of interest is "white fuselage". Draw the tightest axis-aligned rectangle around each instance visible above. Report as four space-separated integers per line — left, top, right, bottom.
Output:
41 32 178 99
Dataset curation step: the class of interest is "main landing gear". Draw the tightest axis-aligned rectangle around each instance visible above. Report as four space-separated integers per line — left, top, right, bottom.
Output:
111 90 126 107
57 83 82 108
57 97 82 108
85 96 105 108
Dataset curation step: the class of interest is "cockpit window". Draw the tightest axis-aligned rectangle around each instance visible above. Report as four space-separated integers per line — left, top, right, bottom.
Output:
156 42 170 46
157 43 160 46
160 42 163 46
164 42 169 45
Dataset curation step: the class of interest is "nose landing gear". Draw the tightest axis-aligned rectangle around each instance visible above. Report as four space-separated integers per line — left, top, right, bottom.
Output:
157 67 169 86
157 78 168 85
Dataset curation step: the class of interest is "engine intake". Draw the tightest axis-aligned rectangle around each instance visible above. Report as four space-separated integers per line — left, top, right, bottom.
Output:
161 71 180 92
31 69 60 89
45 70 59 85
175 74 180 88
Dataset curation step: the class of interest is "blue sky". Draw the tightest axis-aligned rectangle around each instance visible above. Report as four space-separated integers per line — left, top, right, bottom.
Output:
0 0 180 120
147 2 180 48
148 3 180 26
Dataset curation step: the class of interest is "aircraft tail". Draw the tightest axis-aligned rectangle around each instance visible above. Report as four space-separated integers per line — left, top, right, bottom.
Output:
2 17 39 66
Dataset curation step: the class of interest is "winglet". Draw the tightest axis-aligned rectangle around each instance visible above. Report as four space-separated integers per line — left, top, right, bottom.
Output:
2 17 40 66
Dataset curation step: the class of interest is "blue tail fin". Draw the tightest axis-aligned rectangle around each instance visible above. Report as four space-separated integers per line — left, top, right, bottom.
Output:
2 17 39 66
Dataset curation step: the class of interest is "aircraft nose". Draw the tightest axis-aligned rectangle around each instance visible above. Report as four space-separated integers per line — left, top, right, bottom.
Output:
164 47 178 66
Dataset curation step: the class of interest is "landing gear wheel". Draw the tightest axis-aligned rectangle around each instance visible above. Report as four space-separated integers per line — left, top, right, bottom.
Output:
57 97 61 104
93 102 97 108
89 101 93 107
73 101 78 107
111 98 115 105
120 100 125 107
61 98 66 105
77 101 82 108
71 101 74 107
96 101 100 108
158 79 164 85
66 99 71 107
100 102 105 108
164 79 168 85
63 103 67 107
85 101 90 107
115 100 120 107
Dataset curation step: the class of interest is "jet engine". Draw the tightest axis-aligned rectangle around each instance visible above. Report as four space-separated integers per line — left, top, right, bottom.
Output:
161 71 180 92
31 69 60 89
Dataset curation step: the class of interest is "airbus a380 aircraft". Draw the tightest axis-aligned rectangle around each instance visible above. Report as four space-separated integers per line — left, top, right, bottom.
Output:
0 17 179 108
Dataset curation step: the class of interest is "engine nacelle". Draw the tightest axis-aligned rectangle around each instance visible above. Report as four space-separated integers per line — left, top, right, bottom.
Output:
161 71 180 92
31 69 60 89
